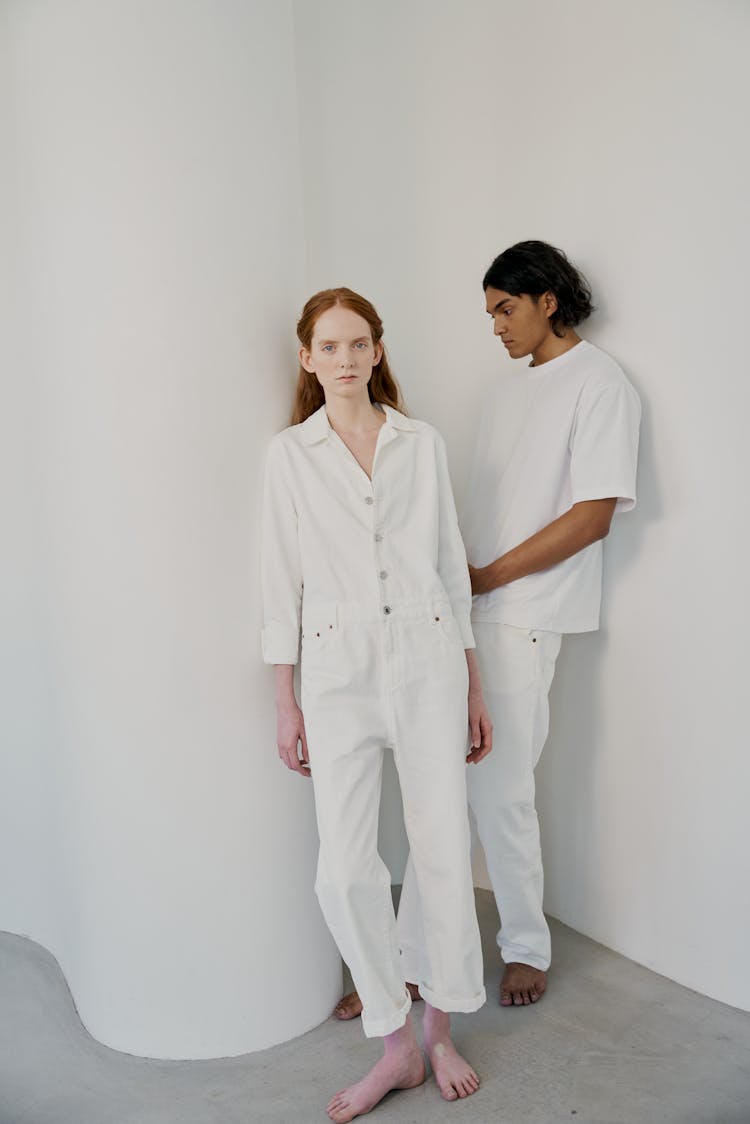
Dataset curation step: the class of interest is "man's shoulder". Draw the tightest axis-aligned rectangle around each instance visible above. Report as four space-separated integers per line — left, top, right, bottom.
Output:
572 340 631 391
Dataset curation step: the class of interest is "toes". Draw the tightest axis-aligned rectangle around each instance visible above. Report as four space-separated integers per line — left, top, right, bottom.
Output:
440 1083 459 1101
327 1097 352 1123
500 990 512 1006
333 992 362 1020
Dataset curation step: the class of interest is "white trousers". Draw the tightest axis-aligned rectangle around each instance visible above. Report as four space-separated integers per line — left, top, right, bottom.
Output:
301 599 486 1038
398 622 561 977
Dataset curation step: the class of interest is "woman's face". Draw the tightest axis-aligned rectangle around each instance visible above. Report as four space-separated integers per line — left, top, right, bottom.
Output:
300 305 382 403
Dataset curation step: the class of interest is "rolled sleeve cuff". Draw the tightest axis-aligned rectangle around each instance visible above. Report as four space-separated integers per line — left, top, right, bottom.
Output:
261 622 300 665
456 613 475 649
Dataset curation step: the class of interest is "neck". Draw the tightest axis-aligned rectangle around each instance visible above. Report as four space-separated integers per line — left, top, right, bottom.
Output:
324 391 383 434
531 329 581 367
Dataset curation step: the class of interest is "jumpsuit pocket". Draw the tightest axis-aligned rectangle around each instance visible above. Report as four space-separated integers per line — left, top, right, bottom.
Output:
301 605 340 658
432 612 464 648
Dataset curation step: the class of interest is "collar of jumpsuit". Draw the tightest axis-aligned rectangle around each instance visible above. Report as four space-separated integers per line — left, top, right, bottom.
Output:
300 402 417 447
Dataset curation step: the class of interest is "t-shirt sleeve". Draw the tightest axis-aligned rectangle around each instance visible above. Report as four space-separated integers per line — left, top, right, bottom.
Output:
569 378 642 513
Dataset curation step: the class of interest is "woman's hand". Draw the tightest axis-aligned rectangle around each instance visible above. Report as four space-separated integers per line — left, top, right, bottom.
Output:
273 664 310 777
276 701 311 777
467 690 493 764
464 648 492 764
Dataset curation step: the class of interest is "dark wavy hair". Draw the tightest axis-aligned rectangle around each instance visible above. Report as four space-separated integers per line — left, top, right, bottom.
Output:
483 240 594 337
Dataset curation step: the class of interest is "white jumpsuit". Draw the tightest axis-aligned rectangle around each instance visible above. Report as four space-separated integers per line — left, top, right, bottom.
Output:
261 403 485 1037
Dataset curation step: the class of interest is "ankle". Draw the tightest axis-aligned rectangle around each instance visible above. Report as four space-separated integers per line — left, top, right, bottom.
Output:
383 1015 418 1055
423 1004 451 1039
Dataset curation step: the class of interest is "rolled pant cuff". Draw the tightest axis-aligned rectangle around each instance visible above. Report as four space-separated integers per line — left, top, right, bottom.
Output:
361 988 412 1039
418 982 486 1014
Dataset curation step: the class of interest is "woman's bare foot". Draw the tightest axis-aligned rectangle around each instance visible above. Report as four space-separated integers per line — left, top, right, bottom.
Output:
422 1004 479 1102
333 983 421 1022
326 1016 425 1122
500 963 547 1006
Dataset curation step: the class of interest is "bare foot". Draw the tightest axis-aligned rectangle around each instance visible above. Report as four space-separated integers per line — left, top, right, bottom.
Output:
333 991 363 1021
500 962 547 1007
327 1017 425 1122
333 983 421 1022
422 1004 479 1102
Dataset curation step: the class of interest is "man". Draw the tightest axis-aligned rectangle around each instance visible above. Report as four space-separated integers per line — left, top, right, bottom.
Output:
335 239 641 1017
461 239 641 1005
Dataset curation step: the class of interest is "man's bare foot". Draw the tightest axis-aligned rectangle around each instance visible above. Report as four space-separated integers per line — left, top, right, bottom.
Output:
333 991 363 1021
326 1016 425 1122
500 962 547 1007
333 983 421 1022
422 1003 479 1102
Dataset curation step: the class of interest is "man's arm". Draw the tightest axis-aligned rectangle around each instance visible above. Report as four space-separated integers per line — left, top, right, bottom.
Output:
469 498 617 596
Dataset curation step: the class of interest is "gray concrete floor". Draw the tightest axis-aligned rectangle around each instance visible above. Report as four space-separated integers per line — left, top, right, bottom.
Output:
1 891 750 1124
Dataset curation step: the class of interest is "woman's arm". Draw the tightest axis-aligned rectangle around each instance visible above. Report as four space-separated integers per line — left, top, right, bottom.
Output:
433 431 475 648
261 439 304 665
273 665 310 777
465 648 492 765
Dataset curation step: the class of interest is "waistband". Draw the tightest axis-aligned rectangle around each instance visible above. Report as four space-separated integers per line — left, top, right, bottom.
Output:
302 595 452 630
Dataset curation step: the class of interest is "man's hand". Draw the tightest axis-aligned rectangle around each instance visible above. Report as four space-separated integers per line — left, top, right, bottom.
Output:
276 701 311 777
467 690 493 765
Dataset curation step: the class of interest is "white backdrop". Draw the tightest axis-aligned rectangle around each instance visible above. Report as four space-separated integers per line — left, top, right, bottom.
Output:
2 0 749 1063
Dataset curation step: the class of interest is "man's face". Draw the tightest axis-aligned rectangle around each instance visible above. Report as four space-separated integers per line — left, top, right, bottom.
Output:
485 286 557 360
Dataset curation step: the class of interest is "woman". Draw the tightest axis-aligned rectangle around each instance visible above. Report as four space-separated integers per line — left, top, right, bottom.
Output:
261 288 491 1122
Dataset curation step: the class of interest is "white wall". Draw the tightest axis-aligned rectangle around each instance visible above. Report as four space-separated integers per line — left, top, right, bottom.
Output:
293 0 750 1011
0 0 340 1058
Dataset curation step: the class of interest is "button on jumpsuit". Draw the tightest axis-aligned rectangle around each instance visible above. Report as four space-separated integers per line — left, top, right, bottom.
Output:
261 404 485 1036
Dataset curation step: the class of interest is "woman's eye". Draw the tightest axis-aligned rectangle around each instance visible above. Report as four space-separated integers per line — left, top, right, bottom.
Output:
322 344 335 353
354 342 367 349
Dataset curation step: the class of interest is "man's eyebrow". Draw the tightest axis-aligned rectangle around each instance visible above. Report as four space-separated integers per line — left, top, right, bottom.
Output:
489 298 512 314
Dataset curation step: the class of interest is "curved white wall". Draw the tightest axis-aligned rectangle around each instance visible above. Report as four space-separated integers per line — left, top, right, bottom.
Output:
293 0 750 1011
0 0 340 1058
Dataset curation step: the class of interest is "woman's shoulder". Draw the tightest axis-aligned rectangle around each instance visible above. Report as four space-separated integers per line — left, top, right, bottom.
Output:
268 406 327 453
381 404 441 442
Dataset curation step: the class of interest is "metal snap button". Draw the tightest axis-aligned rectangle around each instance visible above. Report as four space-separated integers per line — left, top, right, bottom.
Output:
379 570 388 580
383 605 392 615
365 496 374 505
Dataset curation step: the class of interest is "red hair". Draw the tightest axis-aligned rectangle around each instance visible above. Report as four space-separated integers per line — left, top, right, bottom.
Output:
290 288 405 426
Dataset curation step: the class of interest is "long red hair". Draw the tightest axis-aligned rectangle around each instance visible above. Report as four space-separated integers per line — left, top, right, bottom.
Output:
290 288 405 426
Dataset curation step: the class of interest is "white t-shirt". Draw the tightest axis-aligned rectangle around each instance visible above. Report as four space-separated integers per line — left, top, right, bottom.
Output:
462 340 641 633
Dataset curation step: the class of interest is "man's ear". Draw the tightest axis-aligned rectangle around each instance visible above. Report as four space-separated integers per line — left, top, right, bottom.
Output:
541 291 558 320
299 346 315 373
